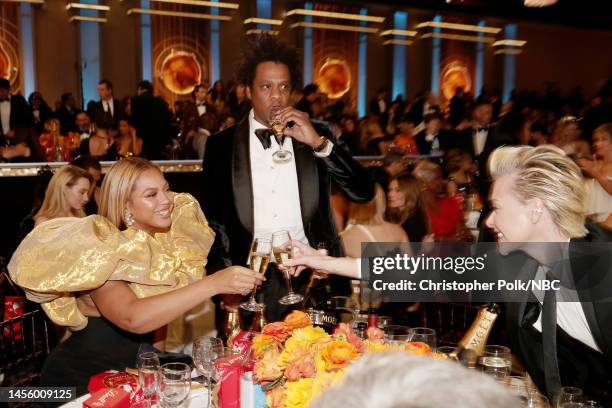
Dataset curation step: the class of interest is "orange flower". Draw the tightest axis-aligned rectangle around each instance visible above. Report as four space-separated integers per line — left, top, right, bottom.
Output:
366 327 384 343
284 310 311 330
333 323 364 352
405 341 431 355
263 322 291 343
284 352 316 381
267 386 286 408
252 334 282 359
254 350 283 383
321 340 358 371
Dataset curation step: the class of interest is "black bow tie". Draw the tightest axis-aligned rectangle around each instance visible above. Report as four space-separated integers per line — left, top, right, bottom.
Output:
254 128 274 149
476 126 489 132
0 98 9 103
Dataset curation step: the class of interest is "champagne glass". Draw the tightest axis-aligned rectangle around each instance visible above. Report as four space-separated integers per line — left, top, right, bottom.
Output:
271 230 303 305
193 337 224 408
137 352 160 404
383 325 412 347
270 119 292 163
240 238 271 312
158 363 191 408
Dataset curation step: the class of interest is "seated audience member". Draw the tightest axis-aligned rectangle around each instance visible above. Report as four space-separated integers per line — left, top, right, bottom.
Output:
386 174 430 243
553 115 590 158
577 123 612 229
372 152 408 192
360 116 387 155
33 165 93 226
311 353 518 408
413 160 468 241
115 117 144 158
485 145 612 403
75 111 95 141
28 91 53 134
445 148 478 198
79 124 118 161
71 156 103 215
0 126 43 162
8 158 262 395
392 119 419 155
341 184 408 257
17 168 54 242
56 92 79 134
415 113 449 155
39 118 80 162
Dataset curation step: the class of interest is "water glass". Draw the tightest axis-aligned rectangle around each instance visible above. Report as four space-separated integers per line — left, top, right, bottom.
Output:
407 327 437 352
383 325 411 346
137 352 160 403
158 362 191 408
479 345 512 384
193 336 224 408
555 386 583 408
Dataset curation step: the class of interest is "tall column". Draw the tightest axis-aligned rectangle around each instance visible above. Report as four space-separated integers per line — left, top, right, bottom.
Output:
392 11 408 101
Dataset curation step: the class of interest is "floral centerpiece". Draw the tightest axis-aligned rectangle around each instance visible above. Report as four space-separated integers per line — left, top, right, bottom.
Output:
251 311 443 408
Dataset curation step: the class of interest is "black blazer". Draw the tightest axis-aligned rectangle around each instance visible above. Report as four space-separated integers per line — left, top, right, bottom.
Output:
87 99 122 129
415 129 452 155
0 94 33 135
497 223 612 401
201 115 374 320
131 91 173 159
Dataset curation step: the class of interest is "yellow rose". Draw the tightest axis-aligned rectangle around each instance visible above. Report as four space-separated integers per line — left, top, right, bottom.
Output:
321 340 358 371
285 378 314 408
363 339 391 354
252 334 282 359
283 326 328 357
284 310 312 330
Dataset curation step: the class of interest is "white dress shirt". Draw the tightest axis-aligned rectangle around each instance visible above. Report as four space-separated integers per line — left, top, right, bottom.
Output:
248 109 333 245
472 126 489 156
103 99 114 117
196 102 207 117
531 265 601 352
0 100 10 135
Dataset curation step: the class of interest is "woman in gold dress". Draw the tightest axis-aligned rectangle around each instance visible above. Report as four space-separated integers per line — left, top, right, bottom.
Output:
8 158 262 394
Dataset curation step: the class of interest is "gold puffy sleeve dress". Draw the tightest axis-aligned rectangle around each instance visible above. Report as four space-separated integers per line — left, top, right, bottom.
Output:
8 193 214 395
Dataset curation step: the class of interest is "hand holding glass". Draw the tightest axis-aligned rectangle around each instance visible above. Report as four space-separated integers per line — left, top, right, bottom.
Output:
240 238 271 312
271 231 303 305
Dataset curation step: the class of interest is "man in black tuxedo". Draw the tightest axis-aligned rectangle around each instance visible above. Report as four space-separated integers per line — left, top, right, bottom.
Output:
87 79 122 130
56 92 80 134
131 80 173 159
415 113 451 155
484 145 612 404
0 78 35 160
201 35 374 323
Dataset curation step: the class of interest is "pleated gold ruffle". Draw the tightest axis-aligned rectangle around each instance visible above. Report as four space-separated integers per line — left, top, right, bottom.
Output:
8 193 214 330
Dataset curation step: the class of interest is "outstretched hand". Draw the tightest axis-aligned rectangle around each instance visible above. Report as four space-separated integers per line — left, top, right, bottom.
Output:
284 240 330 278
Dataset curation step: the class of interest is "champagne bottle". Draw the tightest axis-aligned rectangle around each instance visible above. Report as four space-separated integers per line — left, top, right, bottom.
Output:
250 308 267 332
302 276 338 333
222 306 242 347
449 303 499 367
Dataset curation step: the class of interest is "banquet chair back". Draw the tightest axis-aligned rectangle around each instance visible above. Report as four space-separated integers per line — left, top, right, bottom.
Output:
0 267 51 391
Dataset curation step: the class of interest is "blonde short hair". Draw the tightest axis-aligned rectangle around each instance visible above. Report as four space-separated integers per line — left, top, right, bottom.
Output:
34 165 93 223
98 157 161 229
347 184 386 225
488 145 587 238
413 159 441 183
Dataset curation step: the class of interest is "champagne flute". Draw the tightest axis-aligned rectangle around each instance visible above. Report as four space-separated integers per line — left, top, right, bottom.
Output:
137 352 160 404
240 238 271 312
270 118 292 163
271 230 303 305
158 363 191 408
193 337 223 408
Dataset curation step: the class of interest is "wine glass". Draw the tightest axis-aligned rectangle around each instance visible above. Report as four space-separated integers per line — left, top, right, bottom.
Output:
271 230 303 305
158 362 191 408
407 327 437 353
137 351 160 404
240 238 272 312
270 119 292 163
555 387 583 408
193 336 224 408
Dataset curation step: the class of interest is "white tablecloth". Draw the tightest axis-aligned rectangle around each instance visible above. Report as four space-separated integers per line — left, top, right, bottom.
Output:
60 387 209 408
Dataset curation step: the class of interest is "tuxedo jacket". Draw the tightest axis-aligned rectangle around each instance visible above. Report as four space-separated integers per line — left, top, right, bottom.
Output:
0 94 33 135
415 129 452 155
200 116 374 320
87 99 123 129
494 223 612 401
131 91 173 159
